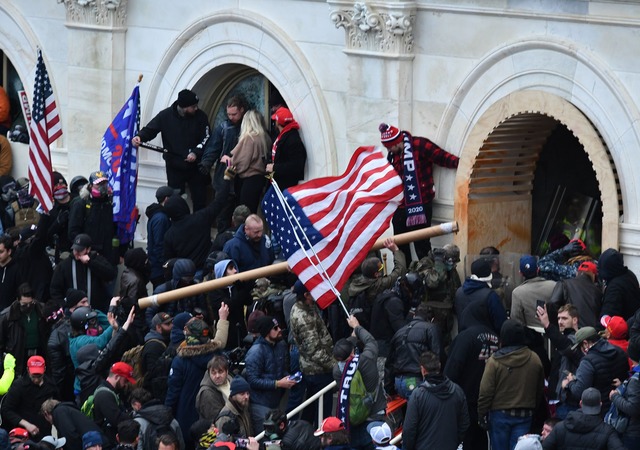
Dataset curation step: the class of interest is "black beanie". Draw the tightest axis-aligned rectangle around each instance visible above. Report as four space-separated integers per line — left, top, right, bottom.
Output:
124 247 148 272
256 315 279 338
471 258 492 278
500 319 526 347
177 89 198 107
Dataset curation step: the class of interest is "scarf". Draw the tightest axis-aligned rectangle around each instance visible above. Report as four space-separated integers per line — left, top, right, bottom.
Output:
271 121 300 162
401 132 427 226
336 351 360 430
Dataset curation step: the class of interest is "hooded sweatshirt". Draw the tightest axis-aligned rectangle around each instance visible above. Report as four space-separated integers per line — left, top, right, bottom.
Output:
402 374 469 450
477 344 544 417
541 410 625 450
145 203 170 281
598 248 640 319
210 259 247 349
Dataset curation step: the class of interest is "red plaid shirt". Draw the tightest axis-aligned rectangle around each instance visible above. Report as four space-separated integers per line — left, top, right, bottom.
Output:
387 132 459 206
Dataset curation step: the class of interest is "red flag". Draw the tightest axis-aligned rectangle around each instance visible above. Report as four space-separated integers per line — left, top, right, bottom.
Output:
262 146 403 308
28 50 62 213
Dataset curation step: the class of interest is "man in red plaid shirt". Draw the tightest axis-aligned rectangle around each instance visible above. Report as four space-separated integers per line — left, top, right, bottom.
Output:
379 123 459 261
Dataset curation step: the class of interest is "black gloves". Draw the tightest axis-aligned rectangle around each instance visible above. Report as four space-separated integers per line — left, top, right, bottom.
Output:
562 240 584 258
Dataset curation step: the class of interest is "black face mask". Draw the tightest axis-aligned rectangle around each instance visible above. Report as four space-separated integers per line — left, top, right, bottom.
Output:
176 278 195 289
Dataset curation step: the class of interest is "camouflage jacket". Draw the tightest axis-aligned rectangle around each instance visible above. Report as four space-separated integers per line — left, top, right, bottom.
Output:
289 301 335 375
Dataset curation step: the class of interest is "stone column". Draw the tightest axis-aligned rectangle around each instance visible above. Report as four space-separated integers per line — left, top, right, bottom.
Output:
58 0 128 176
329 1 416 151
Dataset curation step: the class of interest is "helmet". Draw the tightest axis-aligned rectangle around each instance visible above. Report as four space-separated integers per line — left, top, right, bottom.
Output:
89 171 108 185
70 306 98 331
443 244 460 264
398 272 425 306
69 175 88 195
15 177 29 191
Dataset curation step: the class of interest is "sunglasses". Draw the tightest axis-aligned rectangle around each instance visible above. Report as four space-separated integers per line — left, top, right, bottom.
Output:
272 325 281 331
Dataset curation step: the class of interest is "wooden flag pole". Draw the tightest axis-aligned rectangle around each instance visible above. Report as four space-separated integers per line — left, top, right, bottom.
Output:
137 221 459 309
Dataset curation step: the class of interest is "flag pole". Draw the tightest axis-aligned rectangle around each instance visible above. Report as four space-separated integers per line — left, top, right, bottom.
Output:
137 221 459 310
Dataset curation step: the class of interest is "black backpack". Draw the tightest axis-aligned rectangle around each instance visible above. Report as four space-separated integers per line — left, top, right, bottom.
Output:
347 290 371 330
143 346 176 403
138 412 177 450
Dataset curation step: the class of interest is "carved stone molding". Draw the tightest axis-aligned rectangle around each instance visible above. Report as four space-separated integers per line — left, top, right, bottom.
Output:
329 1 416 56
57 0 127 29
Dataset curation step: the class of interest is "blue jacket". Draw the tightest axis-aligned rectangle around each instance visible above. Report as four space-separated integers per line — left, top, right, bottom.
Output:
244 336 289 408
164 319 228 434
223 225 275 272
145 203 170 281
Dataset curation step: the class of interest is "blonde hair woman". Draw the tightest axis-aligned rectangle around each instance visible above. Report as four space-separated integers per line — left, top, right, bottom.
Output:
220 110 272 212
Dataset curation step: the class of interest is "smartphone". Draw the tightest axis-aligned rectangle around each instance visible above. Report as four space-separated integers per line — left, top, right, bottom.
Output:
536 299 545 310
235 438 249 448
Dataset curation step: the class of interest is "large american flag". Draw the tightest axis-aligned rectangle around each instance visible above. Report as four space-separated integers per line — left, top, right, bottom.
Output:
28 49 62 213
262 146 403 308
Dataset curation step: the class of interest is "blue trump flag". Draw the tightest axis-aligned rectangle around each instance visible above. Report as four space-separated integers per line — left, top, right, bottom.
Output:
100 85 141 244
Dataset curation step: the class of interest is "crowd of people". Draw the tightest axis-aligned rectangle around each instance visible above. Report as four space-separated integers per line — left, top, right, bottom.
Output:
0 87 638 450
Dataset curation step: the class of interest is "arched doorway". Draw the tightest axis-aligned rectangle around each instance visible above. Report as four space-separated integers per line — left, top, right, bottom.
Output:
455 91 620 258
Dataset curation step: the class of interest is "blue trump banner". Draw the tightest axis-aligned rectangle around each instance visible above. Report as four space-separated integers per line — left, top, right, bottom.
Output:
100 85 141 244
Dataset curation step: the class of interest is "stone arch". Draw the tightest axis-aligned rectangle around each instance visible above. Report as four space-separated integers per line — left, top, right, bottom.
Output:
434 37 639 257
140 10 336 180
0 1 40 89
454 90 618 256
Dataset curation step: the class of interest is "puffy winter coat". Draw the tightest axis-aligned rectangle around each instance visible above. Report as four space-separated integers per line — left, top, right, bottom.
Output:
244 336 289 408
403 374 469 450
542 410 625 449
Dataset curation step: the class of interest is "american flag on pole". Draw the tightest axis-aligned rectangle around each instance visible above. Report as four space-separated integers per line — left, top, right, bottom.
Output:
262 146 403 308
100 84 141 244
28 49 62 213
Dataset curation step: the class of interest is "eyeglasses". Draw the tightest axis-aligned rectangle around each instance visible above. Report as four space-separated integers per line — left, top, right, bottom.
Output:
272 325 281 331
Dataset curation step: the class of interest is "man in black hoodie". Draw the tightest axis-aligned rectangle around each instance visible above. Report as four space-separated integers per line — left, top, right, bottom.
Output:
162 195 218 280
403 350 469 450
542 388 625 450
598 248 640 320
145 187 173 289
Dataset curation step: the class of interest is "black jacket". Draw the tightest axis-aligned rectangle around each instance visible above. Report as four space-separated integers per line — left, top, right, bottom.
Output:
76 328 130 405
454 278 494 319
0 258 22 310
369 291 409 344
549 273 602 328
47 316 75 401
566 339 629 413
13 215 52 302
68 194 118 265
271 128 306 190
611 368 640 438
403 374 470 450
542 410 625 449
49 252 117 313
1 374 59 439
93 380 132 448
444 325 498 420
385 317 441 392
51 402 102 450
544 324 582 401
137 102 210 172
0 300 48 374
599 248 640 320
163 195 217 269
281 420 321 450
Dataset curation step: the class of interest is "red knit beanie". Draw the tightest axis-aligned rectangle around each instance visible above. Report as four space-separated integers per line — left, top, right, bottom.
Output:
379 123 402 148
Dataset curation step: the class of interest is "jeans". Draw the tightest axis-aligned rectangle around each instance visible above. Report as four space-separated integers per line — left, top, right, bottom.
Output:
489 410 532 450
395 375 421 399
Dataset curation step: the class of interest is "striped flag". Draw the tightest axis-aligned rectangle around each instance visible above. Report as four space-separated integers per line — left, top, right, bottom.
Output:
100 84 141 244
262 146 403 308
28 49 62 213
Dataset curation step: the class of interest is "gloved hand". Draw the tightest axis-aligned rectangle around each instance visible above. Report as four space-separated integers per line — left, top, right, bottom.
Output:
561 240 584 258
198 163 212 175
4 353 16 371
478 415 489 431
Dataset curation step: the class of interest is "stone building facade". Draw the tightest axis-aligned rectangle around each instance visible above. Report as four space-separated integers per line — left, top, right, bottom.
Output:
1 0 640 271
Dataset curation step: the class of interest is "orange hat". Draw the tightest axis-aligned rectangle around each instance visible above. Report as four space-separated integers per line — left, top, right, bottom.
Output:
379 123 402 148
578 261 598 276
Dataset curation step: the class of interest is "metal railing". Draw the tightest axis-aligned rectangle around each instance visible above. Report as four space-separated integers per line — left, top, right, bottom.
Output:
254 380 338 441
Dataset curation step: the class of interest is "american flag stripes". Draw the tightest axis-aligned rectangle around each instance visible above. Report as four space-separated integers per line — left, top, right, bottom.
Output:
28 50 62 213
262 146 403 309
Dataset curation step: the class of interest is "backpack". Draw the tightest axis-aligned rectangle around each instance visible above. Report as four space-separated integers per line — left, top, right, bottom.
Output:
81 385 118 420
347 291 371 330
605 372 640 433
349 369 375 426
121 339 165 387
143 346 176 403
139 415 176 450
